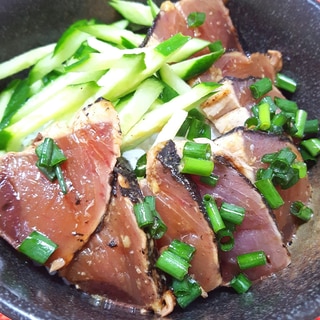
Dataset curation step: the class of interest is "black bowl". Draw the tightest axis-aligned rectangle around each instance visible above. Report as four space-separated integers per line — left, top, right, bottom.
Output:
0 0 319 319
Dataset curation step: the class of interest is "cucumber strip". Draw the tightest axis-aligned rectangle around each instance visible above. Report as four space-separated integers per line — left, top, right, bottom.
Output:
110 19 130 30
153 109 188 146
0 85 15 122
167 38 210 63
159 64 191 94
96 53 147 101
147 0 160 18
11 71 104 123
0 43 56 80
117 77 164 135
78 24 145 48
122 81 221 150
170 51 222 80
109 0 155 26
29 20 95 83
0 79 30 131
2 82 100 151
65 52 124 72
87 37 124 53
97 34 190 101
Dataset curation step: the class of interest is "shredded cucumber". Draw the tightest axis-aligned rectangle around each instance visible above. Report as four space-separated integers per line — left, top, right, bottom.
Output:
0 0 222 152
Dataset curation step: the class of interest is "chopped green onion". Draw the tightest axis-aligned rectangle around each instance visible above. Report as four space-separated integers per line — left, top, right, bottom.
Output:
35 138 68 193
199 173 219 186
203 194 226 233
183 141 211 160
237 250 267 270
179 156 214 176
38 137 54 167
271 112 288 128
55 165 68 195
168 239 196 263
18 230 58 264
256 167 274 181
219 202 245 225
230 273 252 294
249 77 272 99
134 153 147 178
186 118 211 140
133 201 154 228
274 97 298 113
291 161 307 179
176 117 192 137
293 109 307 138
141 196 167 239
260 96 278 114
275 73 297 93
290 201 313 222
245 116 259 129
304 119 319 135
254 178 284 209
269 147 296 174
149 215 168 240
155 249 190 281
217 228 234 252
272 167 300 189
187 12 206 28
257 102 271 130
300 138 320 157
172 275 202 308
261 151 278 164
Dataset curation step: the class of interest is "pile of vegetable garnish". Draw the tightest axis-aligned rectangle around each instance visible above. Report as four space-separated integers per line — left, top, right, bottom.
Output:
0 0 319 316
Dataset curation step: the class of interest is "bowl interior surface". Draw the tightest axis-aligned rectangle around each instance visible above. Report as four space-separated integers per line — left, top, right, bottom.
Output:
0 0 319 319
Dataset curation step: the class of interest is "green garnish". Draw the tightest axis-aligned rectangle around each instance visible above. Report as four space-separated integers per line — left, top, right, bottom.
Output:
35 137 68 194
187 12 206 28
18 230 58 264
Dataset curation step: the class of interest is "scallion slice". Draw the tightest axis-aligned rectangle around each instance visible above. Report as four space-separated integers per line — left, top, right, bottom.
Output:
274 97 298 113
293 109 307 138
300 138 320 157
155 249 190 281
230 273 252 294
219 202 245 225
203 194 225 233
187 12 206 28
237 250 267 270
172 275 202 308
134 153 147 178
254 178 284 209
199 173 219 187
168 239 196 263
186 118 211 140
290 201 313 221
179 156 214 176
133 201 154 228
304 119 319 135
35 137 68 194
217 228 234 252
183 141 211 160
257 102 271 130
275 73 297 93
291 161 307 179
18 230 58 264
249 77 272 99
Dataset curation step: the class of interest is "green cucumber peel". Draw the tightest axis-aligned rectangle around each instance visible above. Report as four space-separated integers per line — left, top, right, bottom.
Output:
117 76 164 135
109 0 155 26
0 43 55 81
170 51 222 80
122 81 221 150
78 24 145 48
2 81 100 151
11 71 104 124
